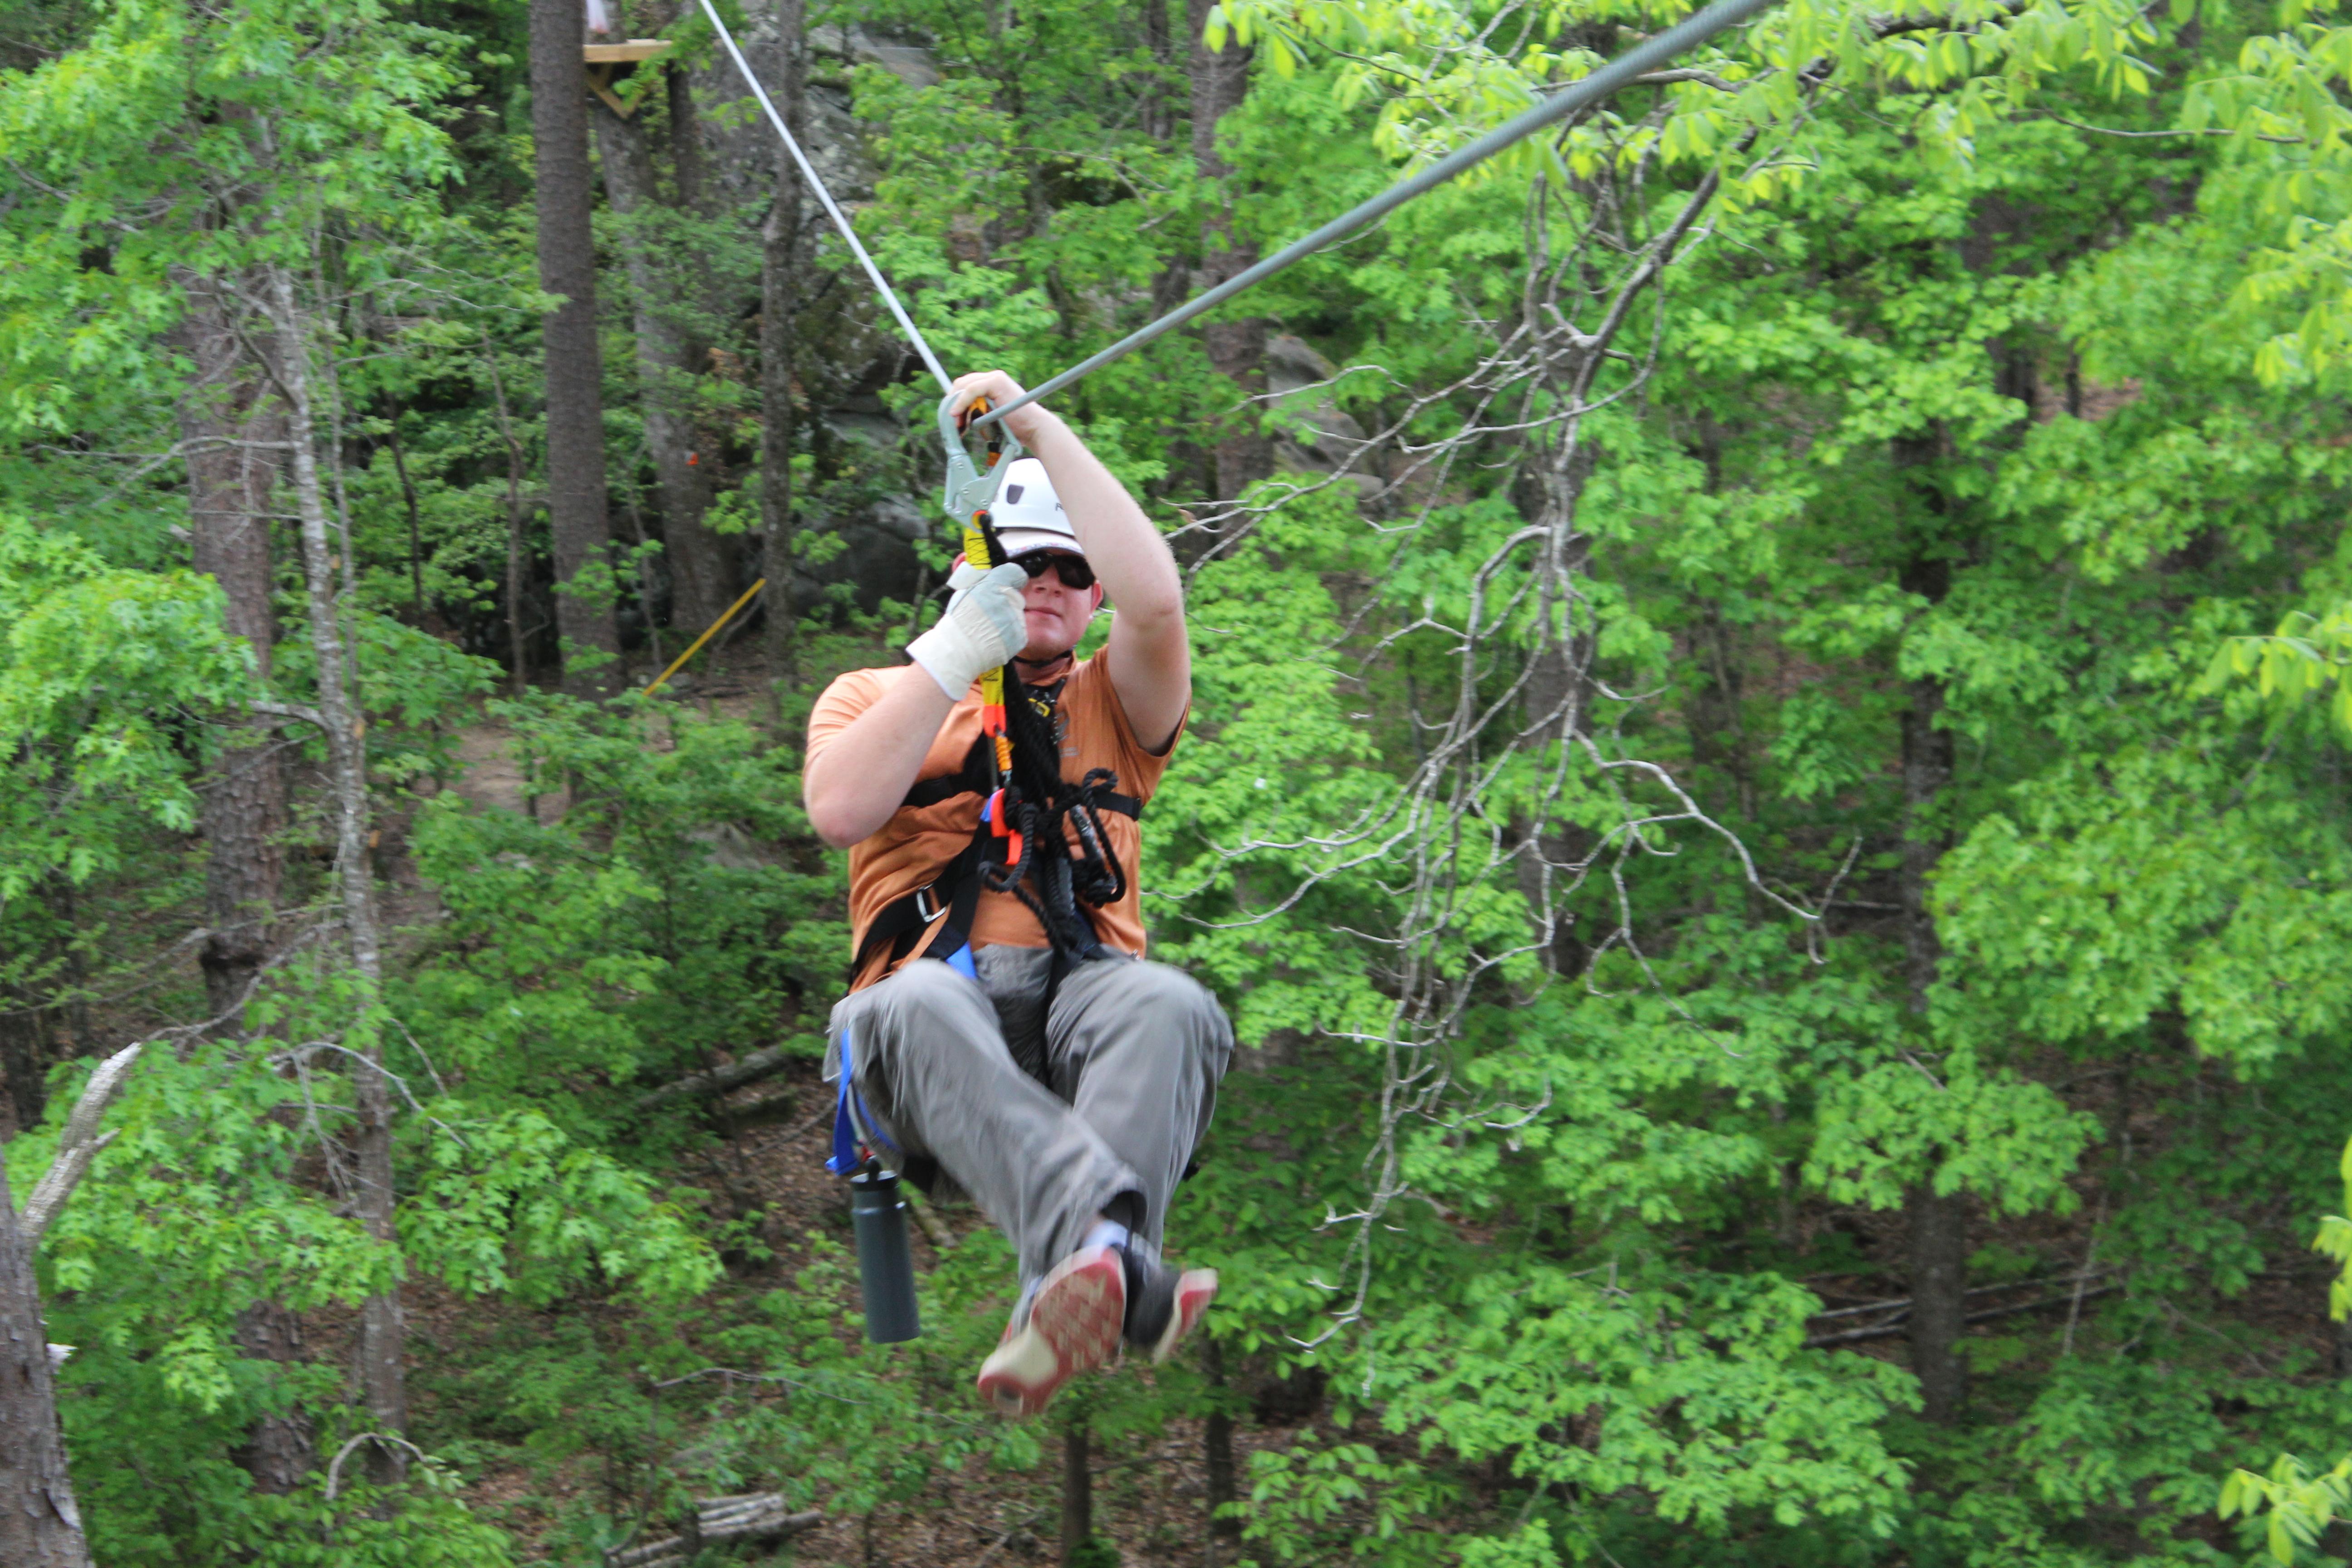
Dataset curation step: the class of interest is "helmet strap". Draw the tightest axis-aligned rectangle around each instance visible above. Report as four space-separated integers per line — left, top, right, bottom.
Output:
1013 651 1076 682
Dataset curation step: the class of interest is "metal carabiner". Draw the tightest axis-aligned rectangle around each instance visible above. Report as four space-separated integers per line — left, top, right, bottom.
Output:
938 391 1027 530
936 392 1022 785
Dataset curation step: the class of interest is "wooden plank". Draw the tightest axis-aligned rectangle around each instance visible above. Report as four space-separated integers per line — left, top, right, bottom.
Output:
588 72 632 117
583 39 670 62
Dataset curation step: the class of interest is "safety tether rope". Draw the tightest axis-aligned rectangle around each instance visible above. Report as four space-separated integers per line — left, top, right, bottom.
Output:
697 0 954 394
697 0 1776 426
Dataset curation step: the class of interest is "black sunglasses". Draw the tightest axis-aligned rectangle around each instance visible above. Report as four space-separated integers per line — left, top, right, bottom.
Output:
1012 552 1096 590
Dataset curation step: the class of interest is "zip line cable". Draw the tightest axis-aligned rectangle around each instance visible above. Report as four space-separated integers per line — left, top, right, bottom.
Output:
697 0 954 394
973 0 1778 429
699 0 1776 427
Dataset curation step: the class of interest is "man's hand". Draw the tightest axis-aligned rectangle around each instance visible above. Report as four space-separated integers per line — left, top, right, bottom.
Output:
906 559 1028 698
948 369 1053 446
946 367 1191 752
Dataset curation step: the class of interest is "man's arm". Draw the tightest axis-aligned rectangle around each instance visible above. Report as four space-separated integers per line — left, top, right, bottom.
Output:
804 671 957 848
951 372 1191 752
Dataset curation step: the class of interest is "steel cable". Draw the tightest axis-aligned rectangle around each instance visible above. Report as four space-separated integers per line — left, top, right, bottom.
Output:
697 0 1777 423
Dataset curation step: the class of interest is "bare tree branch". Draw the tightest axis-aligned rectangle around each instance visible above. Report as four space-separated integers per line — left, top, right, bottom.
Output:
18 1043 142 1243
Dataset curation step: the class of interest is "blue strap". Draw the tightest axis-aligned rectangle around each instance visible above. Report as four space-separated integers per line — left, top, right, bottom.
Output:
827 1024 901 1176
827 954 980 1175
826 1025 859 1176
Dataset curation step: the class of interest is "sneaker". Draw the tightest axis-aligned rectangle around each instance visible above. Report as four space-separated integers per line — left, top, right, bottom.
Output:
1117 1245 1220 1364
1157 1268 1219 1362
975 1244 1126 1417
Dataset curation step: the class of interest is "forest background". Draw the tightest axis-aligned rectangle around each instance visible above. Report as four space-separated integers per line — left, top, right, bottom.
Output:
8 0 2352 1563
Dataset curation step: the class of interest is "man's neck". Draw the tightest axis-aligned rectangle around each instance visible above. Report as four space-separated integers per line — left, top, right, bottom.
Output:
1012 651 1075 685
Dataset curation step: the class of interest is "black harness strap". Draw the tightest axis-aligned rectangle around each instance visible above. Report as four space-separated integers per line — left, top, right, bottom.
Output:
898 733 1142 821
898 735 994 812
853 729 1141 979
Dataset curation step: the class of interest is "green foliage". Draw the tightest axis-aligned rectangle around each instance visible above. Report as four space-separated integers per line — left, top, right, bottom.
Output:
1807 1051 2095 1217
0 512 251 893
2221 1452 2352 1565
398 699 842 1112
2216 1137 2352 1563
402 1103 720 1306
2201 600 2352 734
11 0 2352 1559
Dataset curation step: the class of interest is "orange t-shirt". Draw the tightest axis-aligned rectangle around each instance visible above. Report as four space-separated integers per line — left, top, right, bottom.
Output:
807 650 1181 990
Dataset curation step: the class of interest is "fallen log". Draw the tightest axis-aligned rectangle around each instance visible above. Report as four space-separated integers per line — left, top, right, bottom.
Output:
1803 1285 2120 1349
632 1045 800 1113
607 1493 821 1567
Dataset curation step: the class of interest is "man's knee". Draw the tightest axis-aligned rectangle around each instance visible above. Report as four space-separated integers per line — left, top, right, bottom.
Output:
838 960 1006 1089
1144 960 1227 1022
862 956 994 1034
1106 961 1233 1054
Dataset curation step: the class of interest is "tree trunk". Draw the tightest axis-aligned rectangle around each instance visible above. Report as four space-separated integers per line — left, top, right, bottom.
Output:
1141 0 1174 140
386 405 427 620
1684 600 1755 824
1906 1182 1968 1421
0 1158 91 1568
758 0 807 723
266 265 407 1477
1203 1338 1240 1564
178 281 314 1487
1060 1414 1094 1567
229 1300 314 1493
483 348 534 695
591 96 732 636
0 988 50 1135
1897 538 1965 1424
1186 0 1268 502
529 0 622 695
666 63 710 216
176 276 287 1027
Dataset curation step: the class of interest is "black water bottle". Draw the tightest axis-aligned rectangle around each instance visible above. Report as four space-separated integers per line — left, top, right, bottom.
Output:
848 1168 921 1343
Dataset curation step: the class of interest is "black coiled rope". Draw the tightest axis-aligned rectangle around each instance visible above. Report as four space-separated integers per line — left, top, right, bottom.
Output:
979 671 1129 972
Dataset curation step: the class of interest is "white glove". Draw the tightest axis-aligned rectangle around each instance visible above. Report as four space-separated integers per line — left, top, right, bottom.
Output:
907 560 1028 697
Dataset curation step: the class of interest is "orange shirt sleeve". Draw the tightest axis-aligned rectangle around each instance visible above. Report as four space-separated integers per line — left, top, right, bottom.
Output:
1081 642 1188 782
806 667 892 768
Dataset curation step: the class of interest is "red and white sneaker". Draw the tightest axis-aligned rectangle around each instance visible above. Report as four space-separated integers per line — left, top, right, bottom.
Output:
1148 1268 1218 1363
975 1244 1126 1418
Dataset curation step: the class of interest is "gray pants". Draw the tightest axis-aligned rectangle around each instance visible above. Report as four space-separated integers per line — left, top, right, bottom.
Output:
827 949 1233 1282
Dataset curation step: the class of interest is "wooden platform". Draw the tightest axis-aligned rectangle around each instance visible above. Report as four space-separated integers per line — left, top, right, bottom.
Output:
583 39 671 116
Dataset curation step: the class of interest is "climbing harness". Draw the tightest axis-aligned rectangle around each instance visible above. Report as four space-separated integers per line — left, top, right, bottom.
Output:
850 417 1141 989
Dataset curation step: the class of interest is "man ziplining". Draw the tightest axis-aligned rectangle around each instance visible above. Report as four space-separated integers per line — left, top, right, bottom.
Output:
691 0 1775 1418
804 369 1234 1418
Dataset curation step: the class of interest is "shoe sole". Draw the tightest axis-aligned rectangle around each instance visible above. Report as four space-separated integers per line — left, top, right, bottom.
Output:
976 1245 1126 1417
1151 1269 1218 1363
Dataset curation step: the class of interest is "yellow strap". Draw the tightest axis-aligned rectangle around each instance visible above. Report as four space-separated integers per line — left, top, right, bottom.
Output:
963 515 1005 711
644 578 767 696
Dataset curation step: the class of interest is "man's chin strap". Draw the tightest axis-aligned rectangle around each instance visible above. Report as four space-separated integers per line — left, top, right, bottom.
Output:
1012 652 1075 680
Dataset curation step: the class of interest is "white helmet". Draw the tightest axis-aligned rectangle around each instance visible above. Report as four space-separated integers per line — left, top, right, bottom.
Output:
987 457 1082 560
